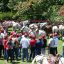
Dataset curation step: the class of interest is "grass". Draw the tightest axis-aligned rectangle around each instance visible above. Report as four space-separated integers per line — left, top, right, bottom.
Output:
0 60 31 64
0 40 63 64
57 40 63 54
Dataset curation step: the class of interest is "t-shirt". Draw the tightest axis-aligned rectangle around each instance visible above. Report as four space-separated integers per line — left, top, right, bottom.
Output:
3 39 8 49
53 37 58 47
30 39 36 47
35 39 43 48
48 38 55 47
59 57 64 64
7 41 13 49
20 37 29 48
12 37 19 48
43 39 47 48
18 37 22 42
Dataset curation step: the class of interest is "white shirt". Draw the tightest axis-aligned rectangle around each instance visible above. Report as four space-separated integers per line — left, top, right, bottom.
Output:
32 55 44 64
1 33 4 38
12 37 17 45
48 38 53 45
32 55 54 64
53 37 58 47
48 38 54 47
20 36 29 48
59 57 64 64
48 37 58 47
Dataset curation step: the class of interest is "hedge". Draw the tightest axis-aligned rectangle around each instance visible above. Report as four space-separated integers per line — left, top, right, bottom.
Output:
0 12 15 20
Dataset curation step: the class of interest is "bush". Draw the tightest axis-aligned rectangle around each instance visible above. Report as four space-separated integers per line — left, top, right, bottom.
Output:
0 12 15 20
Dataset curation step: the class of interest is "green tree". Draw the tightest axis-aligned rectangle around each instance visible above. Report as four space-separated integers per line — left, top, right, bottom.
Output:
0 0 9 11
13 0 47 20
0 0 63 21
8 0 18 11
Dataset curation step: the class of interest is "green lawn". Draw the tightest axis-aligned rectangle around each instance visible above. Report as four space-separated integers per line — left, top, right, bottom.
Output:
0 60 31 64
0 40 63 64
57 40 63 54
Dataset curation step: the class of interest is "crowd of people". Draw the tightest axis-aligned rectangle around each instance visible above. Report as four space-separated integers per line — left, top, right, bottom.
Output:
0 24 64 64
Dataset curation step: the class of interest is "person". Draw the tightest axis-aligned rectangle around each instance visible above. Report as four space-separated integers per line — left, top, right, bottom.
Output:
35 36 43 55
53 33 58 55
41 35 47 54
32 54 56 64
29 36 36 60
17 33 22 58
7 37 14 62
12 33 19 60
20 33 30 62
3 34 8 61
48 34 56 56
55 54 64 64
32 54 44 64
0 30 4 58
9 31 14 38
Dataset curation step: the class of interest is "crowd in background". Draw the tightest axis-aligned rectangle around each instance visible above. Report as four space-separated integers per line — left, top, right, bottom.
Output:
0 27 58 59
0 24 64 64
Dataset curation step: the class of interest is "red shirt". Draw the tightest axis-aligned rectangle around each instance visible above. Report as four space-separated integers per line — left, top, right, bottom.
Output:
3 39 8 49
30 39 36 47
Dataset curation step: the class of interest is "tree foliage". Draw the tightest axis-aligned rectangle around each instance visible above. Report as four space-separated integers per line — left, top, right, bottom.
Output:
0 0 64 21
13 0 64 20
0 0 10 11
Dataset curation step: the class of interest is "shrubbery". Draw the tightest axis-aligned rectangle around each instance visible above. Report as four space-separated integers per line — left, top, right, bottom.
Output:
0 12 15 20
0 0 64 21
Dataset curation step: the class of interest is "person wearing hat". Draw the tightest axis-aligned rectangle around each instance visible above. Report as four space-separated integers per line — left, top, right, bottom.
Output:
8 32 14 39
53 33 58 55
41 35 47 54
12 32 19 60
29 35 36 60
48 34 54 55
3 34 8 61
0 30 4 58
35 36 43 55
20 32 30 62
17 33 22 58
48 33 58 56
7 37 14 62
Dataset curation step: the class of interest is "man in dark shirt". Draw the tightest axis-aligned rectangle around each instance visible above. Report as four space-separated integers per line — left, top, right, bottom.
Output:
35 36 43 55
41 35 47 54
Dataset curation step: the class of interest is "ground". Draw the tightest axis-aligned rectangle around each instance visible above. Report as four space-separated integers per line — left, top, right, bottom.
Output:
0 40 63 64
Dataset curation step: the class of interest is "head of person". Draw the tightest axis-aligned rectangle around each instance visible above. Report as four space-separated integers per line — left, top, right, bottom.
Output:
16 34 20 37
8 37 12 41
4 33 8 39
19 33 22 36
31 35 36 39
42 34 46 39
29 33 36 39
13 33 17 37
1 29 4 33
10 32 13 35
24 32 28 37
53 33 58 37
49 34 53 38
0 30 1 34
39 36 42 40
10 31 15 35
22 31 26 35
